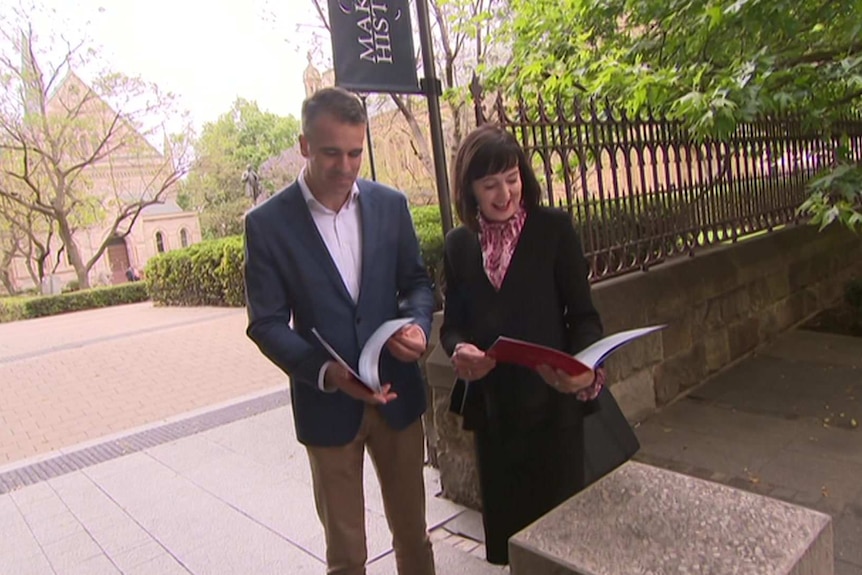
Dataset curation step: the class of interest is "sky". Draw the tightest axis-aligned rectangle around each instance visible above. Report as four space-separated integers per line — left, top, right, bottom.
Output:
11 0 330 131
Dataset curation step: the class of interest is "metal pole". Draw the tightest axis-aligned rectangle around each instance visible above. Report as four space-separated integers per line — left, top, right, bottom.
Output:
360 95 377 181
415 0 453 236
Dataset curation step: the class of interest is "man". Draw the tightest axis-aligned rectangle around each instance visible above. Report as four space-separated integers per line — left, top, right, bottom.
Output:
243 87 436 575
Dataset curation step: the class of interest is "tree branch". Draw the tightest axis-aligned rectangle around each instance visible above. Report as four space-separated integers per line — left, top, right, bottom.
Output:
777 42 862 67
310 0 331 31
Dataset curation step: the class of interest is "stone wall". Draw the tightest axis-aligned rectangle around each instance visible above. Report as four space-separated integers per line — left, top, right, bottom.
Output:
425 224 862 508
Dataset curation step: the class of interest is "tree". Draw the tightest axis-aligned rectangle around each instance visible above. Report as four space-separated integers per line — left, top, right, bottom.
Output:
496 0 860 132
0 23 192 289
0 199 24 294
276 0 506 179
178 98 300 239
0 190 59 292
798 142 862 233
260 145 305 193
490 0 862 231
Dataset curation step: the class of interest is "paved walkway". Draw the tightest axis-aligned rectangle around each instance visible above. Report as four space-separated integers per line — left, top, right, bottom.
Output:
1 304 861 574
0 304 503 575
635 329 862 575
0 401 503 575
0 303 284 464
0 400 503 575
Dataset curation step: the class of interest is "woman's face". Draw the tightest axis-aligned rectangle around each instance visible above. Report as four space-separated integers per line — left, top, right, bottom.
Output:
472 165 522 222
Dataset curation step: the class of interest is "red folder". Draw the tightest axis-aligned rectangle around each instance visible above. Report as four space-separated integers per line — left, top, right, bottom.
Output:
486 325 666 376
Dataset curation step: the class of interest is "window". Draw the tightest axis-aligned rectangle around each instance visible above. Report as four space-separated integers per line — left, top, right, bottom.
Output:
155 231 165 253
79 135 90 156
180 228 189 248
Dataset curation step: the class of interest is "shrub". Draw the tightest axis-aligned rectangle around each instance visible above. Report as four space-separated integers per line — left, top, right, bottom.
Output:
0 283 149 324
146 236 244 307
62 279 81 293
144 206 448 308
411 205 446 306
0 297 29 323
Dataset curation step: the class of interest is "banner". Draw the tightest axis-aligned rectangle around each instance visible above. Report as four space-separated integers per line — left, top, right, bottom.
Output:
327 0 421 94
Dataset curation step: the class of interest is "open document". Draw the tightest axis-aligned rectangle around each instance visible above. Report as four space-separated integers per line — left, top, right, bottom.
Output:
486 325 666 376
312 317 414 393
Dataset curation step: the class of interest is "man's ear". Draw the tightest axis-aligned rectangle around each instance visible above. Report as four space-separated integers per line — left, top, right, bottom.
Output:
299 134 310 158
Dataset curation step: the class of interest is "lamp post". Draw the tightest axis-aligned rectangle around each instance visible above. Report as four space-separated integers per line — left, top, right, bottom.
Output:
415 0 453 236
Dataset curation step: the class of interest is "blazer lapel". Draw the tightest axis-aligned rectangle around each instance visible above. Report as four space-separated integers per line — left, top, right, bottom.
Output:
283 184 355 306
356 182 378 307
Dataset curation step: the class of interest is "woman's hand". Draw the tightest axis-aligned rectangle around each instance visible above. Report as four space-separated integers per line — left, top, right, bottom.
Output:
451 342 496 381
536 365 595 394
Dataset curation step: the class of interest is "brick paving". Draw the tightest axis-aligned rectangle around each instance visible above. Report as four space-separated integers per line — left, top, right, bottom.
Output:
0 303 286 466
0 303 506 575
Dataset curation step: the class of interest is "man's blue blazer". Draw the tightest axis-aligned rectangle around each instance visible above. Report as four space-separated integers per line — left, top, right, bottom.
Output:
244 179 435 447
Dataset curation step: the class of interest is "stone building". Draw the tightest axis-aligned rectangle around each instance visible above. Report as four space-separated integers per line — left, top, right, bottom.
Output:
8 72 201 292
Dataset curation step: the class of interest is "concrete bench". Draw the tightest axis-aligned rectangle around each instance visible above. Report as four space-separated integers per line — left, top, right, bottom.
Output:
509 461 833 575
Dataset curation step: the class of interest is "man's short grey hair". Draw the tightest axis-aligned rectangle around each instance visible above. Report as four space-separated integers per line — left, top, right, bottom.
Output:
301 87 367 136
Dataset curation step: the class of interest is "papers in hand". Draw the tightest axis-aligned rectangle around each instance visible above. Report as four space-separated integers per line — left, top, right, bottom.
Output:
486 325 666 376
312 318 414 393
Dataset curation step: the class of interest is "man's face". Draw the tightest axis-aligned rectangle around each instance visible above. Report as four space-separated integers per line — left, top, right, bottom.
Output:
299 113 366 197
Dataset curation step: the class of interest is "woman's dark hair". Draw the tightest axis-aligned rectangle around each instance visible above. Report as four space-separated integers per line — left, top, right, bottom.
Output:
451 124 542 231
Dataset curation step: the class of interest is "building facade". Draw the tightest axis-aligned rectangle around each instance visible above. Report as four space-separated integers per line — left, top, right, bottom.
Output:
9 73 201 293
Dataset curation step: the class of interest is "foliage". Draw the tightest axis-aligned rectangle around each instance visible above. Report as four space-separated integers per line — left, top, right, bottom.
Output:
0 296 28 322
260 146 305 195
797 142 862 233
411 205 446 307
61 279 80 293
146 206 447 308
0 282 149 324
486 0 862 234
0 17 193 289
145 236 245 307
178 99 300 239
493 0 862 136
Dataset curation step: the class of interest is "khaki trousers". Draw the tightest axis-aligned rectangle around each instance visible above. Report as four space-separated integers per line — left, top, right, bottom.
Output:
306 406 435 575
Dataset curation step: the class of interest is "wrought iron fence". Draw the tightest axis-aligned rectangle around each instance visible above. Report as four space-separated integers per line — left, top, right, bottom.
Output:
473 88 862 281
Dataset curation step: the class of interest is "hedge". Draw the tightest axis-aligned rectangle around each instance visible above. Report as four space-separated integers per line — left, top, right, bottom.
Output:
0 282 149 324
146 236 245 307
410 205 446 302
146 205 447 308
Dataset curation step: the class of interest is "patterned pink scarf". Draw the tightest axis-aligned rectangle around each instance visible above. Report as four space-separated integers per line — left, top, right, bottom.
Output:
478 206 527 290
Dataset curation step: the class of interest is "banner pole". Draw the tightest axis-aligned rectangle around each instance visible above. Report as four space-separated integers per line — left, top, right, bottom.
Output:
415 0 454 236
360 95 377 181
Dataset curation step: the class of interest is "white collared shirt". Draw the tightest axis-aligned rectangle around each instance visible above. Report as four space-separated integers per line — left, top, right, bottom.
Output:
298 169 363 302
298 168 363 391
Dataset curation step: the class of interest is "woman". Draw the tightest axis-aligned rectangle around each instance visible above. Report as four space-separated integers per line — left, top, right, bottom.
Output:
440 124 609 565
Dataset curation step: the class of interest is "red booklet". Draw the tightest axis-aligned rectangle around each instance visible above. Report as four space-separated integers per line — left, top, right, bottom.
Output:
486 325 665 376
312 318 413 393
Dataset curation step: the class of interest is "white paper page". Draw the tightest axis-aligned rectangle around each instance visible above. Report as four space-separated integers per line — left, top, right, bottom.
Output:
573 325 666 369
358 317 414 392
311 327 363 383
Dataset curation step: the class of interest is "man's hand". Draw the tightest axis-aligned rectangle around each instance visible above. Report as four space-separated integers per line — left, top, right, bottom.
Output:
536 365 595 394
451 342 496 381
386 323 427 362
324 363 398 404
